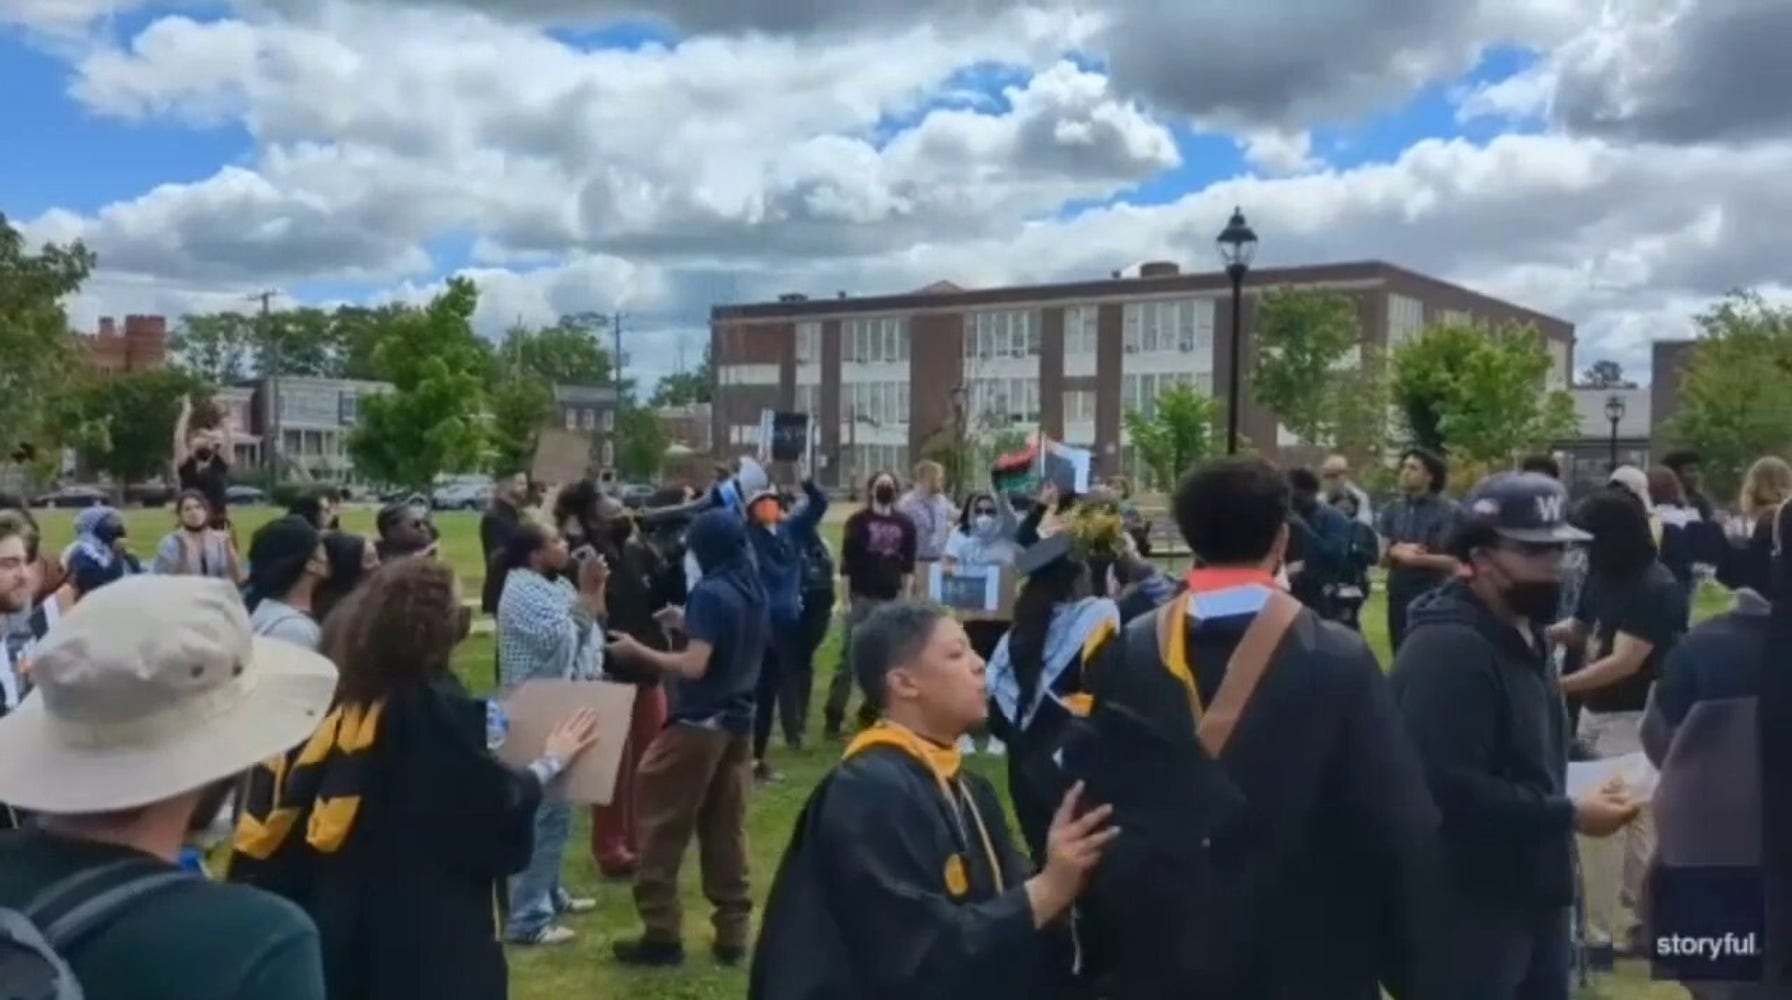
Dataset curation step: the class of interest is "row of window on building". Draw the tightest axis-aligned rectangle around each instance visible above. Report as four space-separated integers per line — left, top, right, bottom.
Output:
779 371 1214 432
799 297 1226 367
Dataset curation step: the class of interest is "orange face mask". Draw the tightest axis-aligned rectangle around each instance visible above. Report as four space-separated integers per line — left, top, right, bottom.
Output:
752 499 783 526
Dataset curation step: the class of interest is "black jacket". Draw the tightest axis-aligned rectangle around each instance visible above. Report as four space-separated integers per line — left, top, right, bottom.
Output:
478 500 523 615
1389 581 1576 911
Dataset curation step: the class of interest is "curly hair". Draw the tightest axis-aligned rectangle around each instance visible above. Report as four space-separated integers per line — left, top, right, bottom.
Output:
328 555 464 706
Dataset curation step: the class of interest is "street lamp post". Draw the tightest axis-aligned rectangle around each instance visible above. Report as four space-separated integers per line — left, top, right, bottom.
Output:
1605 394 1626 471
1216 207 1258 455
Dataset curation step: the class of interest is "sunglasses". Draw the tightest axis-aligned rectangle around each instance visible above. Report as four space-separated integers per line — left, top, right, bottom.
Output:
973 507 997 516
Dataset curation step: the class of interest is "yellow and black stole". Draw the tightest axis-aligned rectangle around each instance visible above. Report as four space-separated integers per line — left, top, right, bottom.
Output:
233 699 386 861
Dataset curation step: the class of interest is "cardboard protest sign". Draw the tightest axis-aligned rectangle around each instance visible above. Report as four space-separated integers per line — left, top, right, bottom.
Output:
496 679 637 805
929 562 1018 621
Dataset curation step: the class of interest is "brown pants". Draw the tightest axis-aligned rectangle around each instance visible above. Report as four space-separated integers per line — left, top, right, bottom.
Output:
633 723 752 948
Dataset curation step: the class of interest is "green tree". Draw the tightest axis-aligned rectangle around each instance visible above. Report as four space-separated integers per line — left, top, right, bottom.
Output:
333 303 411 381
487 372 556 478
347 278 492 491
1329 358 1392 466
1123 384 1219 490
72 368 203 483
172 312 257 384
501 314 614 386
1579 358 1635 389
1664 290 1792 496
1252 289 1362 446
614 404 668 480
0 214 91 470
650 342 713 406
1391 322 1578 466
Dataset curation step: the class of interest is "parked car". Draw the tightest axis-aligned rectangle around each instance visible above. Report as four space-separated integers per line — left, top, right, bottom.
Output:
432 483 492 511
126 482 177 508
33 485 108 509
225 484 268 505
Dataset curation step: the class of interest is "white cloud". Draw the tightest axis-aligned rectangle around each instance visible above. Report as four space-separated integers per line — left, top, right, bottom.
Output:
15 0 1792 393
1238 129 1319 176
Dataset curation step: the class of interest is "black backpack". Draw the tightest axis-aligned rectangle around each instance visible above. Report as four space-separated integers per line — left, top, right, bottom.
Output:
0 858 193 1000
799 536 835 597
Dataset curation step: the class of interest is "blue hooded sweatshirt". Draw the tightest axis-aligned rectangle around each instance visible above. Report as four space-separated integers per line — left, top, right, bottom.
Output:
747 480 829 628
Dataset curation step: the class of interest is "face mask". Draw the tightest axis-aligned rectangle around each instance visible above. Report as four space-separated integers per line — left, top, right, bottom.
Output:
972 514 996 534
753 504 782 527
194 447 213 461
1500 580 1562 622
873 485 895 505
454 606 473 644
609 519 634 543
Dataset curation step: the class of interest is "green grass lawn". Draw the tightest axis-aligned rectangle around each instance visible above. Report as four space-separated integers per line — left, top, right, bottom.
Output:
30 504 1721 999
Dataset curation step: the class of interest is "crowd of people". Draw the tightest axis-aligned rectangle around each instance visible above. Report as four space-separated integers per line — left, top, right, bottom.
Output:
0 417 1788 999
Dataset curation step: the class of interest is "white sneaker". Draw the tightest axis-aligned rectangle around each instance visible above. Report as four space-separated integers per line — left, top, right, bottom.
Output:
560 895 598 915
523 925 577 946
984 738 1006 757
957 735 978 756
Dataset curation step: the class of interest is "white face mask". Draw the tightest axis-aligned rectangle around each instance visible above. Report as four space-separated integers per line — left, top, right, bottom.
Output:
972 514 996 534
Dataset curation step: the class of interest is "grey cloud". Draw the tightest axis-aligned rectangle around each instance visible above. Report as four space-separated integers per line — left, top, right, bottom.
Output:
1550 0 1792 145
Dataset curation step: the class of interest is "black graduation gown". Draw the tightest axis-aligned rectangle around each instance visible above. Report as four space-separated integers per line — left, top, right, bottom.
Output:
1072 601 1444 1000
749 743 1068 1000
232 676 541 1000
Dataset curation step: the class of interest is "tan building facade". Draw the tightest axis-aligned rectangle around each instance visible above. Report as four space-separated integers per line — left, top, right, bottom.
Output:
710 260 1575 487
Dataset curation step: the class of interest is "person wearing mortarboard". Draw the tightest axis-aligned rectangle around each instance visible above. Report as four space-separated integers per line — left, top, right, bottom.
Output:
984 515 1124 865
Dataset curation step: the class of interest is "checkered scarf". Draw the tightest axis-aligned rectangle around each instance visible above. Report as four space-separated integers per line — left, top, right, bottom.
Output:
496 568 601 691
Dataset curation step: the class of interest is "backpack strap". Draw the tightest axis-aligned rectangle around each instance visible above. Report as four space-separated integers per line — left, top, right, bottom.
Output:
1143 589 1303 758
1196 592 1301 758
24 858 195 956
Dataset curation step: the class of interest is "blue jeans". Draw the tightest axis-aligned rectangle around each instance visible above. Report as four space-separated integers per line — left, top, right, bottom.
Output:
506 799 573 940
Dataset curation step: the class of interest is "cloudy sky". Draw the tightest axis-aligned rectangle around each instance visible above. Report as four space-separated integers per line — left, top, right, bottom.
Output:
5 0 1789 390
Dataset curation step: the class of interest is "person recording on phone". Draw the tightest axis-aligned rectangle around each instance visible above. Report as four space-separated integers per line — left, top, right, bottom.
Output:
174 396 233 528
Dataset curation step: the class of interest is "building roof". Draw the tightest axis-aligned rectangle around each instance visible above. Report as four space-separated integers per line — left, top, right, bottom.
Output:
1570 386 1652 440
711 259 1572 332
554 384 619 405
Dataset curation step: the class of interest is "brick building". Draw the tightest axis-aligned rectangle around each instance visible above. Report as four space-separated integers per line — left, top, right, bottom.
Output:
1649 339 1698 451
709 260 1575 488
79 315 169 374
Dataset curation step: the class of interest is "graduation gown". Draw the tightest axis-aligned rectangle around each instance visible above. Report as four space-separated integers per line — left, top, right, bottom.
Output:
985 597 1119 862
1070 584 1443 1000
749 723 1068 1000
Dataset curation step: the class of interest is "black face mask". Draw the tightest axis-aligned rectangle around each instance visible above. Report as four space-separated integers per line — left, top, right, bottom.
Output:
194 447 213 462
454 605 473 644
873 485 895 505
609 519 634 544
1500 580 1562 622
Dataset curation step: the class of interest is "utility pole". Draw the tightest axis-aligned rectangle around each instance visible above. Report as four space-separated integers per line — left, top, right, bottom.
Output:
611 311 625 402
250 290 280 475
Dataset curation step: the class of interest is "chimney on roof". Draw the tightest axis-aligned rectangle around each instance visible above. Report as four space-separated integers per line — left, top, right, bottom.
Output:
1110 270 1122 279
98 317 116 338
777 293 808 303
837 290 847 299
1139 260 1180 278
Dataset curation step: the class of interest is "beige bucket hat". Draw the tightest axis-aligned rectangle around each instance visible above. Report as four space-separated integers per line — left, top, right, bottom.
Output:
0 575 338 814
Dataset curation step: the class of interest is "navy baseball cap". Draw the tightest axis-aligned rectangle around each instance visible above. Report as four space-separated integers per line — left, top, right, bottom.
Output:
1463 472 1590 545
